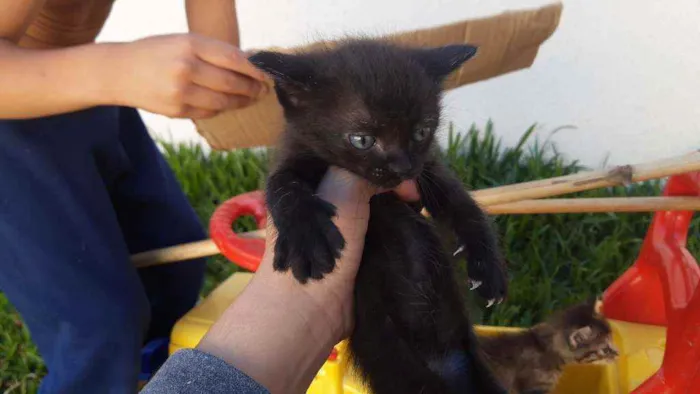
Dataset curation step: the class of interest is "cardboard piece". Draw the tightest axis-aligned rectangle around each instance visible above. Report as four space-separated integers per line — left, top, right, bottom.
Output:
195 2 563 150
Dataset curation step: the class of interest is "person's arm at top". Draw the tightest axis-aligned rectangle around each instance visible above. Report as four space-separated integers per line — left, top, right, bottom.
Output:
185 0 278 71
186 0 241 47
0 0 267 120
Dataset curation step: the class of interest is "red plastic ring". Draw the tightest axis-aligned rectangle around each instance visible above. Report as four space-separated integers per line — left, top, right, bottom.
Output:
209 190 267 272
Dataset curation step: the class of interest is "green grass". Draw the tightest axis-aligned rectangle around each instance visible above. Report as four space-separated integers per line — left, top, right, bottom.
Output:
0 121 697 391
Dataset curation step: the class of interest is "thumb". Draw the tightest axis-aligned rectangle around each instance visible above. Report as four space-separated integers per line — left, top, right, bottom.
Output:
316 166 377 207
316 167 374 249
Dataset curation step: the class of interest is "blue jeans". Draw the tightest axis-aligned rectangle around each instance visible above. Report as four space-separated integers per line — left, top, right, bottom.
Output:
0 107 207 393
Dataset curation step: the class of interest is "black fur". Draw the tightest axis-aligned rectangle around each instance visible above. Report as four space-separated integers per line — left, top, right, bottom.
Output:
251 39 508 393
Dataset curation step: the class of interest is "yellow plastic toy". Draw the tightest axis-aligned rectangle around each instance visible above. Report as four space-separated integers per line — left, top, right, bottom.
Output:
169 272 667 394
168 171 700 393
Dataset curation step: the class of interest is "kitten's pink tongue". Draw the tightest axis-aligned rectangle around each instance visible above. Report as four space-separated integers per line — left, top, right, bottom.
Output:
392 180 420 202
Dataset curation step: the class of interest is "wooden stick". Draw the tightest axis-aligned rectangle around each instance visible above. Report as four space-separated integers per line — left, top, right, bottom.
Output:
418 150 700 216
473 151 700 205
131 230 264 269
486 196 700 214
131 196 700 268
132 239 220 268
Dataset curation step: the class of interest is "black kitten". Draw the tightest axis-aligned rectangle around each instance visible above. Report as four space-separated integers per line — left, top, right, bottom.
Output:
251 39 508 393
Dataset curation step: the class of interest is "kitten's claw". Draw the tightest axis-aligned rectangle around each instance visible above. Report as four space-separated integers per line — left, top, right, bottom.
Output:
485 298 504 307
468 279 482 290
453 226 508 301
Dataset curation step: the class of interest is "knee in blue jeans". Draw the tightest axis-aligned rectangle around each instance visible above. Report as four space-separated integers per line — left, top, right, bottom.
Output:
38 290 152 394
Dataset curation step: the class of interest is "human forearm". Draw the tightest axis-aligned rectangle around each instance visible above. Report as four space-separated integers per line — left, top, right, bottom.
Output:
0 33 267 121
0 39 120 119
196 270 339 394
186 0 240 47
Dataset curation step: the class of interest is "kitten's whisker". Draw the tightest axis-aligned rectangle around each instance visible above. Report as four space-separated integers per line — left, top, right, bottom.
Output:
420 174 440 213
423 168 449 198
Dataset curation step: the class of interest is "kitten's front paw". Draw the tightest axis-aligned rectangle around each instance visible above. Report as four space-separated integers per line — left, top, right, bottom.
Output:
272 195 345 283
454 245 508 306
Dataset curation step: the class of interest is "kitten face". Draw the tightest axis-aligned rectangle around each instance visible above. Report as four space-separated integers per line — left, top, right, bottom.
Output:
333 99 440 188
554 299 619 364
567 323 618 364
250 40 478 188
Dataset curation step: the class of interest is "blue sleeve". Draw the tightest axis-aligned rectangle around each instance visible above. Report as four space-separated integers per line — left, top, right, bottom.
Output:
141 349 270 394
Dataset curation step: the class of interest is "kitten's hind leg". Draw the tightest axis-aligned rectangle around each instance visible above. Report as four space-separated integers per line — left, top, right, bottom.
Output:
418 158 508 304
351 199 504 394
349 291 453 394
266 165 344 283
350 261 505 394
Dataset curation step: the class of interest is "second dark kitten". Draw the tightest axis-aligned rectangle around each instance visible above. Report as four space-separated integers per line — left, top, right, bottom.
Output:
251 39 508 393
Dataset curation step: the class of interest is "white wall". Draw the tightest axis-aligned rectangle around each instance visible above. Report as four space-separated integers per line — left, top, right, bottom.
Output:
98 0 700 168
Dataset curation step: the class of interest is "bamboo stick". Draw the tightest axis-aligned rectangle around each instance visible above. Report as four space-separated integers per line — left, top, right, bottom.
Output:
486 196 700 214
418 150 700 216
472 151 700 204
131 196 700 268
131 230 264 268
132 239 220 268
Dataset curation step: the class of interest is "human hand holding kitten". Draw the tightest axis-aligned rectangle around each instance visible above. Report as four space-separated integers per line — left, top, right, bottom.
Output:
196 166 418 394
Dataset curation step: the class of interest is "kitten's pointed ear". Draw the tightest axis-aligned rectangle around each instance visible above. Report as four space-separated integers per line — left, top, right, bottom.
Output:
409 44 479 83
585 296 604 316
248 51 317 108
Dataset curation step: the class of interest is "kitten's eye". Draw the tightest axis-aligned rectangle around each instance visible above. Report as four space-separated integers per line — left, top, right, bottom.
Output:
349 134 376 150
413 126 431 142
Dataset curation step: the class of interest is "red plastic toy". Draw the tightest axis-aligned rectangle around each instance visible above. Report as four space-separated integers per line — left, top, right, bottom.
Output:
602 172 700 393
209 190 266 272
